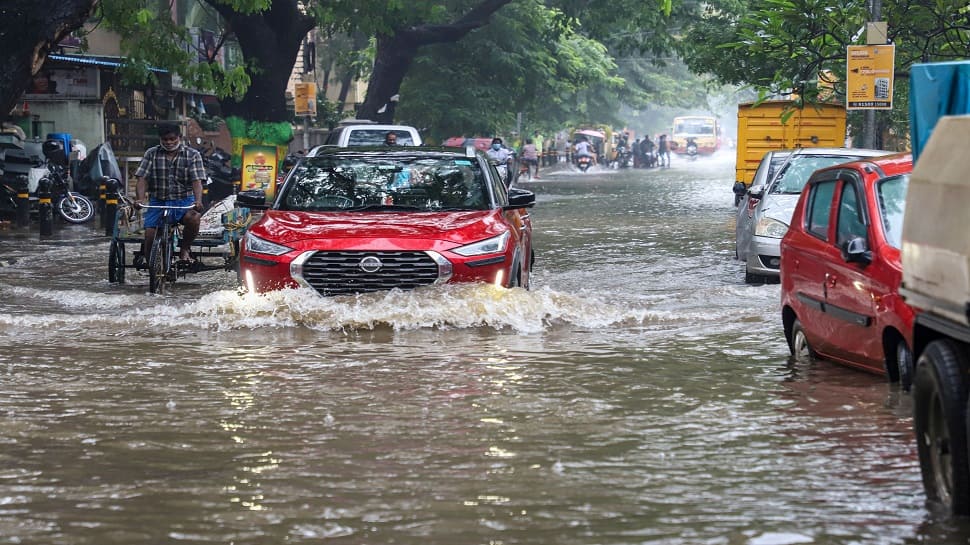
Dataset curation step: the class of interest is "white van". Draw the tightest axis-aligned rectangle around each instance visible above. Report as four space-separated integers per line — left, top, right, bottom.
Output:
322 121 422 147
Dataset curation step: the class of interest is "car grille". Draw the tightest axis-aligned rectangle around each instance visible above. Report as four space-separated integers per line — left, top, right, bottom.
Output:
298 251 441 295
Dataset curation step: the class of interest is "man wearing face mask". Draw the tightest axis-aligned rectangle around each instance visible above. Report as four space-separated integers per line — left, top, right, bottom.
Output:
133 124 206 268
485 137 512 163
485 137 514 185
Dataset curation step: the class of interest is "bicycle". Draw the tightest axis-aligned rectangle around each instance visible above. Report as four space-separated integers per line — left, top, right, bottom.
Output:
140 204 194 295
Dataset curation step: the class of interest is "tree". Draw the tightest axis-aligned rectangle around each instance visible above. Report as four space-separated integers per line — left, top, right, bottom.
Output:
351 0 514 123
103 0 315 163
681 0 970 144
395 1 623 140
0 0 98 118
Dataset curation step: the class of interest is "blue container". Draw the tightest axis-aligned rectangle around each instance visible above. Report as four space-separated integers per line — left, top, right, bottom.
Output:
45 132 71 162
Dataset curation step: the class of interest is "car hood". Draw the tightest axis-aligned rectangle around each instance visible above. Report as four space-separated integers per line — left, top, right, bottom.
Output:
759 194 801 224
250 209 507 246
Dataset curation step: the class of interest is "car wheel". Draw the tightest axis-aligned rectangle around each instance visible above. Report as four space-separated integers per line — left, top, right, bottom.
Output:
789 319 814 361
744 271 764 284
913 339 970 515
896 339 914 392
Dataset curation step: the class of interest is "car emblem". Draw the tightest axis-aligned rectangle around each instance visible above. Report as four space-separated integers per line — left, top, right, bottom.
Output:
359 256 382 273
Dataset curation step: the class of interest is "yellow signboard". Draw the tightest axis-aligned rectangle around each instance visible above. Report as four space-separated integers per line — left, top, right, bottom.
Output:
846 44 895 110
294 82 317 117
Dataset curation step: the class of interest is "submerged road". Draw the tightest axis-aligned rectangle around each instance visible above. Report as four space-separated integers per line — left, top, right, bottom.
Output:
0 151 958 544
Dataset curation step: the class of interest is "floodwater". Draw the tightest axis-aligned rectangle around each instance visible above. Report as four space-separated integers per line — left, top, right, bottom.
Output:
0 151 964 544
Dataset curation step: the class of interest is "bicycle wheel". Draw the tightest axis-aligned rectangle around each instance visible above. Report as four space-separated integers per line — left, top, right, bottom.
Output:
148 225 170 295
108 240 125 284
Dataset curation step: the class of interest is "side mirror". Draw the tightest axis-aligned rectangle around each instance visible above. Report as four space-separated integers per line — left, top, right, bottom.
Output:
236 189 268 209
506 187 535 209
732 181 747 196
842 237 872 265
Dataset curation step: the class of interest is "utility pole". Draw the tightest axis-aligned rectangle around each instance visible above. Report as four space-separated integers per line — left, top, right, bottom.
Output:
863 0 883 149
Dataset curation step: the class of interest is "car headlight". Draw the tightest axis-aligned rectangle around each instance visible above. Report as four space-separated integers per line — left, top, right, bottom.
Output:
452 231 510 256
755 217 788 239
244 232 293 256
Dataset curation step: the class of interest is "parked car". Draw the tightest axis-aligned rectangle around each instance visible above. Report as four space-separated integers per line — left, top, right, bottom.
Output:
735 149 792 259
780 153 914 385
322 120 422 147
236 146 535 296
738 147 890 283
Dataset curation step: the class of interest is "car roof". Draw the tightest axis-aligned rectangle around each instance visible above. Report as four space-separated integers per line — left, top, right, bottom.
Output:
811 151 913 179
333 123 418 131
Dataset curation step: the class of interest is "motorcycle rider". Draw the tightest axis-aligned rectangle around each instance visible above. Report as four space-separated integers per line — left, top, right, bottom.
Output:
486 137 514 185
574 137 596 166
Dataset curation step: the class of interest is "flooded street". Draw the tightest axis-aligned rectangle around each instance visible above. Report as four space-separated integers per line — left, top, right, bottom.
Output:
0 152 958 544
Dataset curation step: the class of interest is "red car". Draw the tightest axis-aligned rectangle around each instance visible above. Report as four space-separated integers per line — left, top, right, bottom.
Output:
780 153 915 387
236 146 535 296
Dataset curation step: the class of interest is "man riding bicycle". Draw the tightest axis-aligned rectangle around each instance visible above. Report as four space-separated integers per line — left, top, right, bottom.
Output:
133 124 206 268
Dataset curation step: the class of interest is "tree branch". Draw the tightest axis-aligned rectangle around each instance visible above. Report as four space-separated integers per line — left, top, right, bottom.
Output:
404 0 513 46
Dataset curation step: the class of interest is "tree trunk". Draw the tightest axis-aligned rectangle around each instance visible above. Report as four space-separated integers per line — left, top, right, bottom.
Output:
357 36 417 123
0 0 97 118
356 0 513 123
207 0 314 123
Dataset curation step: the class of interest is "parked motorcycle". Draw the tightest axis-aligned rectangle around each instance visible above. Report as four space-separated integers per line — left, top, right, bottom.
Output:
0 138 95 223
41 140 95 223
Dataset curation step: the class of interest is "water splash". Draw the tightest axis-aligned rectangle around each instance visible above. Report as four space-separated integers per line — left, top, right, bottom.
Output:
0 283 673 334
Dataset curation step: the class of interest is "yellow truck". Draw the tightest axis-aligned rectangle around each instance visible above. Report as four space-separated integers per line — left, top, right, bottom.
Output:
732 100 847 204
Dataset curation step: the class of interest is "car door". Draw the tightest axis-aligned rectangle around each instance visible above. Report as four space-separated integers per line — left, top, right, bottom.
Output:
785 174 841 354
822 173 880 368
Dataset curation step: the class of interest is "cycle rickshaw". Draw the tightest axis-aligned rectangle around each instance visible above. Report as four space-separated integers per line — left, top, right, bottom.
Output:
107 195 253 294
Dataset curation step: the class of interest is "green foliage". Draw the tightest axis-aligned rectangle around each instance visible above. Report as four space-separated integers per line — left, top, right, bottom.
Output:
682 0 970 145
99 0 253 99
311 96 344 130
394 0 714 140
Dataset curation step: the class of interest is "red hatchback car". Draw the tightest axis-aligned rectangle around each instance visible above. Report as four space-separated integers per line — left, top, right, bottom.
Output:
236 146 535 296
780 153 915 387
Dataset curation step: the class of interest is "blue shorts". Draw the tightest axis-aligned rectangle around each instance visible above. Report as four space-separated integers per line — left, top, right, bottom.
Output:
144 196 195 228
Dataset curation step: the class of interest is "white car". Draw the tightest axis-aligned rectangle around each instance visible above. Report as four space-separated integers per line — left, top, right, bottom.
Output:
321 120 422 148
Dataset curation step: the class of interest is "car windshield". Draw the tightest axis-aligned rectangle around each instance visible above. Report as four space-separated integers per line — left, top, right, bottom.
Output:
347 130 415 146
769 155 863 195
278 155 490 212
877 174 908 249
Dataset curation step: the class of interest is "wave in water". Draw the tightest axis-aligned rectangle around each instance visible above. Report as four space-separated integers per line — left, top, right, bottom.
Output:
0 283 704 334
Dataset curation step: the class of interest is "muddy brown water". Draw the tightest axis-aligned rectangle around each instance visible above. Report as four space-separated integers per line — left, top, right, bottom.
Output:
0 152 962 544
